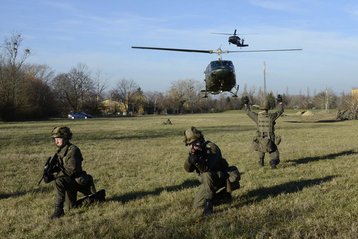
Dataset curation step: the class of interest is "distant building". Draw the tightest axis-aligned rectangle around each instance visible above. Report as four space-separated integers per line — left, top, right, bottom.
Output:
352 88 358 99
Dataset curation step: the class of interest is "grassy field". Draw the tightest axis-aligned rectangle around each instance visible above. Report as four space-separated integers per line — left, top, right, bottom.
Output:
0 110 357 239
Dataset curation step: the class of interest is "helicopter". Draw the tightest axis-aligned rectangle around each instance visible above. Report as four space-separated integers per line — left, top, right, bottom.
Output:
131 46 302 97
213 29 249 47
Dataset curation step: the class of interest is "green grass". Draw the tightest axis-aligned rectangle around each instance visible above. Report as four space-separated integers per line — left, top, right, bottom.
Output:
1 111 357 238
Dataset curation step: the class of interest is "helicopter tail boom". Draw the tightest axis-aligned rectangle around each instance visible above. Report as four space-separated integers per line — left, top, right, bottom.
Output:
132 46 214 54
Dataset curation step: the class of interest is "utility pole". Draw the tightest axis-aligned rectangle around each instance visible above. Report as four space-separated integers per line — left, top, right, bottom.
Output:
325 88 329 111
263 61 267 97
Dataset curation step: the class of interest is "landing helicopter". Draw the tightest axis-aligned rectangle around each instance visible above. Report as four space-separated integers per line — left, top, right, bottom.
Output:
131 46 302 97
213 29 249 47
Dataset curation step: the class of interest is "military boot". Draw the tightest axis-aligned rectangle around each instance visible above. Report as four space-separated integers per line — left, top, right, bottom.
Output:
214 190 232 205
270 158 280 169
49 206 64 220
203 200 213 216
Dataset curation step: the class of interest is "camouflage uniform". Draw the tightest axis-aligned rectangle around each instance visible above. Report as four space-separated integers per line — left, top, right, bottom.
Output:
183 127 230 215
49 127 96 219
244 100 284 168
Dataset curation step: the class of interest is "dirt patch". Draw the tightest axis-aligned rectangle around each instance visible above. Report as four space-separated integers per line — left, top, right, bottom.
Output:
302 110 314 116
286 110 339 123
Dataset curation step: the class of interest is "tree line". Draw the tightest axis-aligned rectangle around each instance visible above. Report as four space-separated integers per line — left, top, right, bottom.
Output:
0 34 354 121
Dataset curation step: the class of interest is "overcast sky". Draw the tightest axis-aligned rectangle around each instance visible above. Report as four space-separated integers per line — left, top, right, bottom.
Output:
1 0 358 95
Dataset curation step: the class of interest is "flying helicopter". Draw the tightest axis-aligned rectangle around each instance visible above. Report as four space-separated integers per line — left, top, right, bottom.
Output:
131 46 302 97
213 29 249 47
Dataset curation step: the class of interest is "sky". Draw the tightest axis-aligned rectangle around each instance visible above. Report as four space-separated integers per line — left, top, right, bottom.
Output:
1 0 358 95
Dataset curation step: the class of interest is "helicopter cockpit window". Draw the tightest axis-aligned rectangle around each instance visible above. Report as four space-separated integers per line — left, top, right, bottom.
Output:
210 61 221 69
208 60 235 71
222 61 234 68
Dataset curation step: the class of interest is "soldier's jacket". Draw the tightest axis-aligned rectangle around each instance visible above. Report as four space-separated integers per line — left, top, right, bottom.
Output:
55 143 84 178
245 103 284 138
184 140 229 174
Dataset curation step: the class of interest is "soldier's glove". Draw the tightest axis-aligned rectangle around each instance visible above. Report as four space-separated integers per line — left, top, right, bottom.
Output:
276 94 283 103
43 172 55 183
243 96 249 105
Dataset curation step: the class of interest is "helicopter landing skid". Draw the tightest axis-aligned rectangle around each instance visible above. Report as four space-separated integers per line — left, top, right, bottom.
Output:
201 84 239 98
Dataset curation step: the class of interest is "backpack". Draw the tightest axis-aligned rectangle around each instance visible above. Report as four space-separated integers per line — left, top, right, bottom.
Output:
226 165 241 192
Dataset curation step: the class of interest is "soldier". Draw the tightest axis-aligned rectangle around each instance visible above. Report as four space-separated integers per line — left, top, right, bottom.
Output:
183 126 231 216
243 95 284 169
48 126 97 219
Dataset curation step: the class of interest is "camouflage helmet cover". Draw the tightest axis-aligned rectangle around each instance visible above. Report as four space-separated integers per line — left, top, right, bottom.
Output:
183 126 203 145
51 126 72 140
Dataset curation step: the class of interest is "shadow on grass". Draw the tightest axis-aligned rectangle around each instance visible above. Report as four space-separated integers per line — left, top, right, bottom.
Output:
285 119 342 123
287 150 357 165
0 191 28 199
0 186 52 200
109 179 200 203
235 175 337 207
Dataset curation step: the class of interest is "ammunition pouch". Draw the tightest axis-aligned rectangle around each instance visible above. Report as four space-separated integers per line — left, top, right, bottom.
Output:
74 171 91 186
252 136 275 153
252 136 260 151
226 166 241 193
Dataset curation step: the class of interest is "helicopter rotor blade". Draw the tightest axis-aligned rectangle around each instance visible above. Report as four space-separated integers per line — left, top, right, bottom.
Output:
212 32 257 37
211 32 232 35
132 46 302 55
132 46 214 54
227 48 302 53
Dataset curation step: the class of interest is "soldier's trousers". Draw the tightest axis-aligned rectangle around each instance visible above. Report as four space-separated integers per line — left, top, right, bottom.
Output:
258 149 280 166
193 171 227 208
54 176 93 210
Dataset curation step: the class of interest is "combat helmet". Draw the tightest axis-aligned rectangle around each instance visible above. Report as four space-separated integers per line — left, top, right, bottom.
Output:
51 126 72 140
183 126 203 145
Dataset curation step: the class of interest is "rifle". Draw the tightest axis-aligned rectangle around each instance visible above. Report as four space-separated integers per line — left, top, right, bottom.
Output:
38 154 60 185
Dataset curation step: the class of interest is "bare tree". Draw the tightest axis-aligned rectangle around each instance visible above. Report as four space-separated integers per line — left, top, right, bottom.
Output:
25 64 54 84
144 91 164 114
93 70 107 104
52 63 95 113
111 78 140 114
0 34 31 120
92 70 108 114
166 79 201 114
313 89 337 110
4 34 30 104
20 65 57 117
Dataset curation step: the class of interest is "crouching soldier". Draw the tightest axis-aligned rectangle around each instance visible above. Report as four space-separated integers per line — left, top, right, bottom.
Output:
183 127 239 216
41 126 105 220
